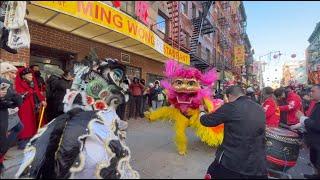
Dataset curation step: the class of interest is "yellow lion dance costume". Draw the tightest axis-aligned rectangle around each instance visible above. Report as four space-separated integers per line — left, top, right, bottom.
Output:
145 60 224 155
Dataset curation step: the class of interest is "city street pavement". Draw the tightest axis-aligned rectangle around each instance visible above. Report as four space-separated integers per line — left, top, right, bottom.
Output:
3 118 313 179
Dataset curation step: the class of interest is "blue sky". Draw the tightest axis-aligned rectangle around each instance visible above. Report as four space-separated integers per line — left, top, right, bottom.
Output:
244 1 320 87
244 1 320 61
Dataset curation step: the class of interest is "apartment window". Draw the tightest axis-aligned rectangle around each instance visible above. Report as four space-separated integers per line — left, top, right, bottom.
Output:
120 1 135 17
181 31 190 48
181 1 188 15
157 11 168 34
197 42 202 57
206 48 211 62
186 32 190 48
213 48 216 65
192 3 196 19
126 65 141 80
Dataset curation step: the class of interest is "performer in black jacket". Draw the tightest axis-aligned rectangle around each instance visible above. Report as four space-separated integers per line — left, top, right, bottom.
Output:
200 85 267 179
291 84 320 179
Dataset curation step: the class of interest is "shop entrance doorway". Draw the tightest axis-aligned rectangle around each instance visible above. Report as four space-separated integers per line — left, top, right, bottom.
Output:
29 44 76 81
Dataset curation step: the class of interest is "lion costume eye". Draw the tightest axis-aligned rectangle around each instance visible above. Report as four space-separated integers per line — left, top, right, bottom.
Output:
175 80 183 85
188 81 196 86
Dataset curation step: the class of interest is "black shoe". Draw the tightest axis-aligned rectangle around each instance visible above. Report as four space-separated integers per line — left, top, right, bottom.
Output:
304 174 320 179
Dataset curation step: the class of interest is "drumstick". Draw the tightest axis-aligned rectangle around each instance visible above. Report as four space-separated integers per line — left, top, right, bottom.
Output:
38 105 46 130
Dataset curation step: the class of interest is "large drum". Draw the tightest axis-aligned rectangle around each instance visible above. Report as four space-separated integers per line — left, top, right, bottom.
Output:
265 127 302 172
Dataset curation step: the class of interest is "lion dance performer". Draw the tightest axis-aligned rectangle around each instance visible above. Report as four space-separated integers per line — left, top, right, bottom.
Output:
15 53 139 179
145 60 224 155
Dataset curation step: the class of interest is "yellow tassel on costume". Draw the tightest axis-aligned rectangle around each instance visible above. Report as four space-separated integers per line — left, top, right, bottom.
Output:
146 106 189 155
188 109 224 147
145 102 224 155
203 98 214 112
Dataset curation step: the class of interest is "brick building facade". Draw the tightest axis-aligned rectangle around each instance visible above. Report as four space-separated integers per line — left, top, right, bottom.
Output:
1 1 253 86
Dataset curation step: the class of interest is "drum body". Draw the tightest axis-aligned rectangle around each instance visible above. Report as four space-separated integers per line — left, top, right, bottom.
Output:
265 127 301 172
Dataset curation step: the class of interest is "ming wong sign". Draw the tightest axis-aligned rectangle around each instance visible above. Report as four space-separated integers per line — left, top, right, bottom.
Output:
31 1 190 65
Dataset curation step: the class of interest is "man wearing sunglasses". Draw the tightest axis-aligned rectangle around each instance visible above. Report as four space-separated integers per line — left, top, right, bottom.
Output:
200 85 267 179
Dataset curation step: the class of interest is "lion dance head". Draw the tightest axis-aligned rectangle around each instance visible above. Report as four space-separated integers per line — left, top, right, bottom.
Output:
161 60 218 114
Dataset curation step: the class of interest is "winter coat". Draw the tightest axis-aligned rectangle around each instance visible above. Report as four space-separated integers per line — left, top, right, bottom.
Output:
306 100 317 117
15 68 45 140
200 96 267 176
279 91 303 125
262 96 280 127
150 86 164 101
304 102 320 150
129 83 144 96
46 76 72 121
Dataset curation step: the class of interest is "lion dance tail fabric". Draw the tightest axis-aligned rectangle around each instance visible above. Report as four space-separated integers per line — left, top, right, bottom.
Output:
145 60 224 155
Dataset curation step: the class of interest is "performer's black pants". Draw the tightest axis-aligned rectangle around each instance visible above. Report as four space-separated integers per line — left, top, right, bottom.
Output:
310 147 320 170
206 160 268 179
116 103 126 120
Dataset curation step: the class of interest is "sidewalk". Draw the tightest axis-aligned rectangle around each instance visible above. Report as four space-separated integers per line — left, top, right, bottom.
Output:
2 118 313 179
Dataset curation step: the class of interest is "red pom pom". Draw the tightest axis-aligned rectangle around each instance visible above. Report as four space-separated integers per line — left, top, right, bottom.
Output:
86 96 95 105
94 100 108 110
204 174 211 180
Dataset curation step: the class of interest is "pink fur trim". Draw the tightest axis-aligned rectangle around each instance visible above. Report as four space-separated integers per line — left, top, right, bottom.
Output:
201 68 218 86
163 59 219 114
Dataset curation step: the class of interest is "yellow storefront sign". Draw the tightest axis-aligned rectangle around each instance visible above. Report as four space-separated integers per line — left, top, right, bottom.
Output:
31 1 190 65
234 45 245 66
163 43 189 65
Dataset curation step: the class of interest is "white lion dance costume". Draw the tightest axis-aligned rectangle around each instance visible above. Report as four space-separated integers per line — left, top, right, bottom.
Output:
15 54 139 179
145 60 224 155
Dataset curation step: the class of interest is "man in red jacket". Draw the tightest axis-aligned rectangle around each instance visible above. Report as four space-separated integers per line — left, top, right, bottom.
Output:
279 86 303 125
129 77 145 119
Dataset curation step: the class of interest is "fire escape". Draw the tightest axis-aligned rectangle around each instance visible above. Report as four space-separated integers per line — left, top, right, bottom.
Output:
167 1 181 50
217 1 232 71
190 1 215 70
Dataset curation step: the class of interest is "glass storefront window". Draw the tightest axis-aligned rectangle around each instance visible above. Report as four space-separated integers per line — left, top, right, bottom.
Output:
125 65 141 81
147 73 164 85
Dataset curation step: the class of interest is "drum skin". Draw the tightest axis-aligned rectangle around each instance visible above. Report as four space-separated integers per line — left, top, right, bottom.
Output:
265 127 301 172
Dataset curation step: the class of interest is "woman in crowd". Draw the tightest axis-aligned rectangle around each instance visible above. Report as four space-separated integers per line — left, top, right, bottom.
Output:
150 80 164 110
15 67 46 149
261 87 280 127
0 62 23 175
